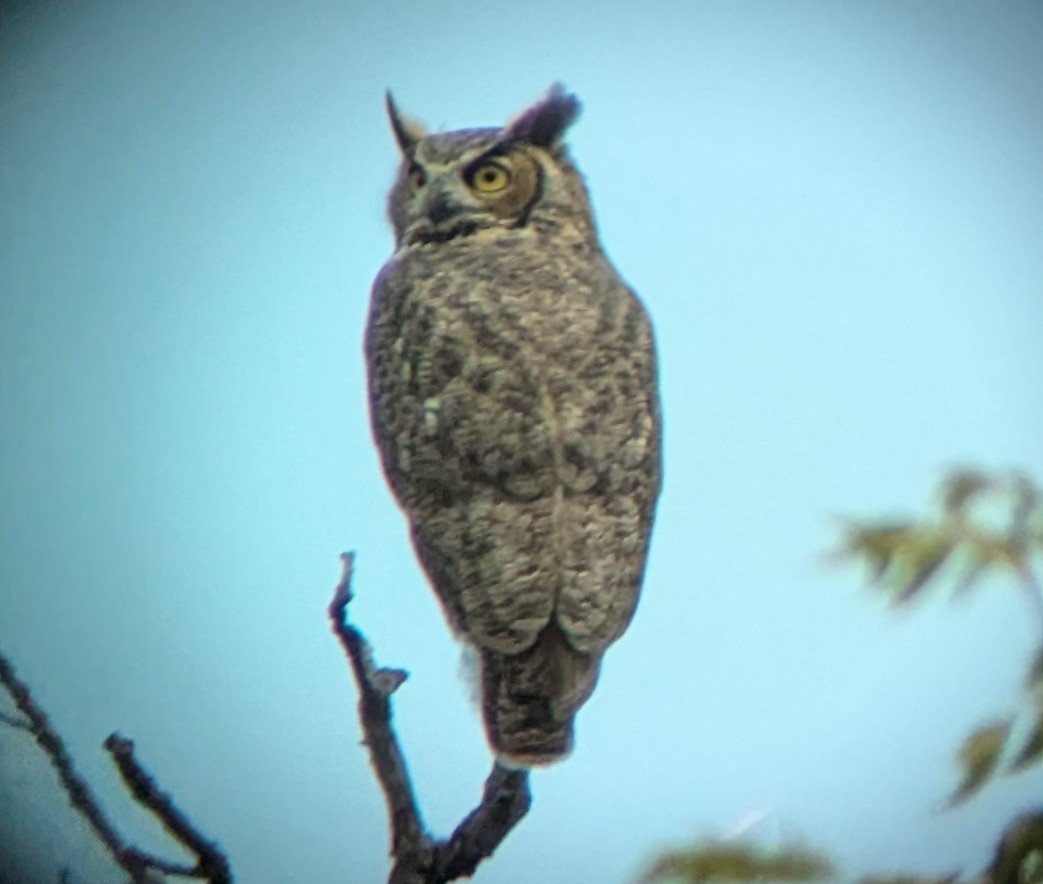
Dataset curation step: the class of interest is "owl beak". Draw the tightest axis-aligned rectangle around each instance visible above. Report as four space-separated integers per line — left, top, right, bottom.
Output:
423 187 460 227
405 183 477 246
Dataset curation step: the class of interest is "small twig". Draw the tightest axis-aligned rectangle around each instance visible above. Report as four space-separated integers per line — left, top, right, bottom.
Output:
329 553 531 884
0 708 32 731
0 646 232 883
105 733 233 884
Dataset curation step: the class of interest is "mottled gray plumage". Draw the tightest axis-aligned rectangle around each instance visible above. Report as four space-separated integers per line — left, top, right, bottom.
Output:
365 85 661 766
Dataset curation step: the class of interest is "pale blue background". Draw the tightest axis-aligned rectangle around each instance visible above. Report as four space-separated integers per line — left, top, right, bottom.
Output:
2 2 1042 882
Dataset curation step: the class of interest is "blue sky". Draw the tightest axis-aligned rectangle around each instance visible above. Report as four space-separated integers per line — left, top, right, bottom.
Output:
1 2 1042 882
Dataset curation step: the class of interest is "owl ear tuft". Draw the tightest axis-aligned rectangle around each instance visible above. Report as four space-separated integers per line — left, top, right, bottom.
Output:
504 83 581 148
386 91 428 155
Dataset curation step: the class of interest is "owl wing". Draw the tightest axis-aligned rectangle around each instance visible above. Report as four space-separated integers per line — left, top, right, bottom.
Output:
365 259 561 653
548 281 662 654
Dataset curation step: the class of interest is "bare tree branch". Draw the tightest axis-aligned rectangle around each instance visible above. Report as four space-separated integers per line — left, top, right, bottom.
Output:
0 646 232 883
105 733 232 884
0 647 130 868
430 764 532 881
329 552 531 884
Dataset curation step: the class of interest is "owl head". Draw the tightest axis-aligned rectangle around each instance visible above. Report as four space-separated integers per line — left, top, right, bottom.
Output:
384 84 596 249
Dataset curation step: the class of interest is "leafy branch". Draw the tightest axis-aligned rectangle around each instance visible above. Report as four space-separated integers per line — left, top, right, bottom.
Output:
639 468 1043 884
834 467 1043 803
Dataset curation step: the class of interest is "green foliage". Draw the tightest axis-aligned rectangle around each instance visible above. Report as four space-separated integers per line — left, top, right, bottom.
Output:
640 468 1043 884
834 468 1043 608
638 841 833 883
987 811 1043 884
835 467 1043 803
948 719 1014 807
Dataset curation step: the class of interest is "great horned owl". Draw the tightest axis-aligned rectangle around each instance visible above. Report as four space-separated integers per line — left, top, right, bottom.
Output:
365 85 661 767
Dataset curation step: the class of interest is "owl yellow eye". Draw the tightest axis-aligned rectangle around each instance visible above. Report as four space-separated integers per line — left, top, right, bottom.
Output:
469 162 511 194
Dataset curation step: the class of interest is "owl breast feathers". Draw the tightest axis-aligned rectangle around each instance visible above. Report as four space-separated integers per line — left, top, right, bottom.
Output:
365 84 661 766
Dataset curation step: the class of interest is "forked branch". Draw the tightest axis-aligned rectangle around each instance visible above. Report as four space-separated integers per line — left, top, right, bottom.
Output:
328 553 531 884
0 649 231 883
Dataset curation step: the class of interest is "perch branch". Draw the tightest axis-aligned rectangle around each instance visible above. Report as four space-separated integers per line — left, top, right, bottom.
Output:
329 553 531 884
0 646 231 883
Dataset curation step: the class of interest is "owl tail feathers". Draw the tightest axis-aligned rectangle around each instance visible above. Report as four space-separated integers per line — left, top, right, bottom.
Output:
480 626 600 768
